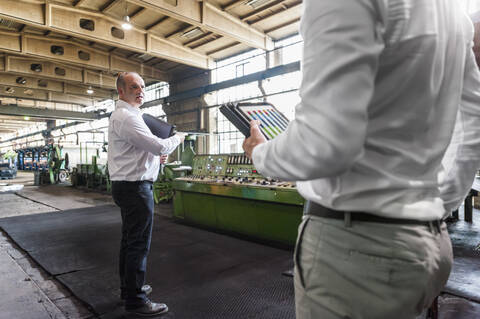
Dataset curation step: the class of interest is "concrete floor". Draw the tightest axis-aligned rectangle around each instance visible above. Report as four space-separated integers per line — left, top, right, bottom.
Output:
0 172 112 319
4 170 35 186
0 171 479 318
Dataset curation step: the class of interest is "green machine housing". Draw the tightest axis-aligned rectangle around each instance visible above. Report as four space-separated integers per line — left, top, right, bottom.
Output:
172 153 304 245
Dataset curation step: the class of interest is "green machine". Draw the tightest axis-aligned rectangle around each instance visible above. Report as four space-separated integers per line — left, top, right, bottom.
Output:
153 135 195 204
172 153 304 245
71 155 110 192
70 144 110 192
34 144 69 185
48 145 68 184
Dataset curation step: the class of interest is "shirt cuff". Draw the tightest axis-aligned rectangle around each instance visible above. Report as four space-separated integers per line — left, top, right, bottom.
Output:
171 135 180 144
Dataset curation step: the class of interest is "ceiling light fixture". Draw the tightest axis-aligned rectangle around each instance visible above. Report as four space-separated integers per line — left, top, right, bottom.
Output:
245 0 271 9
121 1 132 30
181 27 204 39
24 116 30 121
122 15 132 30
86 86 94 95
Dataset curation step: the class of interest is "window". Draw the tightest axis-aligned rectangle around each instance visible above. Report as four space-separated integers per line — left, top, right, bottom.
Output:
30 64 42 72
37 80 48 88
16 77 27 85
51 45 64 55
80 19 95 31
145 82 169 102
215 109 244 154
55 67 66 76
111 27 125 39
78 51 90 61
208 35 303 154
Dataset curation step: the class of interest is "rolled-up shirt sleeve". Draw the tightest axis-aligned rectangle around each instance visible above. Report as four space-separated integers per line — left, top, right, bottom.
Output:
441 40 480 213
252 0 383 181
115 112 180 156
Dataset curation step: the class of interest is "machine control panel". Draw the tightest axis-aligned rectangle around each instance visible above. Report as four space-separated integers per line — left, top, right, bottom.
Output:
177 153 296 189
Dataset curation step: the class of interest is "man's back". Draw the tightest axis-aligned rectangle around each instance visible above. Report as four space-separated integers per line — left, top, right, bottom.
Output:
251 0 478 220
323 0 474 218
243 2 472 318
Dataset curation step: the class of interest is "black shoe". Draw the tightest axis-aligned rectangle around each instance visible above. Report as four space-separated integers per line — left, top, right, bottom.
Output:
125 300 168 317
121 285 153 300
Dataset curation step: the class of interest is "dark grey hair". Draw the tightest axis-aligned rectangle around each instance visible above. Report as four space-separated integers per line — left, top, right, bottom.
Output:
116 72 141 91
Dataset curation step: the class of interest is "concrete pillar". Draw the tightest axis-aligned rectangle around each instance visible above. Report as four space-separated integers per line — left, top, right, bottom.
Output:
44 120 56 144
165 69 211 156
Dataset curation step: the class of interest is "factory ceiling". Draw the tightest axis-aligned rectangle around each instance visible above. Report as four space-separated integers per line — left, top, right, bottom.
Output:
0 0 302 137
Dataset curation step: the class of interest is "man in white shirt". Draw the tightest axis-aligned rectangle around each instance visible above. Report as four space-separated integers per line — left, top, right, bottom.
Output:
108 72 184 316
243 1 480 318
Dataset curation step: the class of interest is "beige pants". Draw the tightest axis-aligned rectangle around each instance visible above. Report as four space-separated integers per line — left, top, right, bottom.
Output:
294 215 453 319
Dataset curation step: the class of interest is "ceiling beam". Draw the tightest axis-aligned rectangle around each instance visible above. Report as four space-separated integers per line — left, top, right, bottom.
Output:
0 83 97 106
0 1 212 69
249 1 302 26
0 104 99 121
0 72 116 99
265 17 300 34
223 0 246 12
0 122 34 127
130 8 147 21
165 25 194 40
74 0 89 7
141 60 300 108
146 17 170 31
129 0 273 50
240 0 287 21
206 42 240 56
0 30 168 81
189 36 224 50
183 31 214 47
0 119 41 125
0 55 117 90
101 0 123 13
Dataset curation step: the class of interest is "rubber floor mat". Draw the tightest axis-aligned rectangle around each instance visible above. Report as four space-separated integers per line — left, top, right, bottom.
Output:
0 205 295 318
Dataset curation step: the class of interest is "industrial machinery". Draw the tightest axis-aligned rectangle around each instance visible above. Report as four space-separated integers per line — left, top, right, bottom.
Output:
16 147 48 171
172 153 304 245
33 144 69 185
153 135 195 203
70 143 110 192
23 149 33 170
17 150 24 170
47 144 68 184
70 156 109 191
0 151 18 179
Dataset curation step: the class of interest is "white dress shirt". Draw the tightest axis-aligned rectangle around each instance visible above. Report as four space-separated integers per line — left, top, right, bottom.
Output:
252 0 480 220
108 100 181 182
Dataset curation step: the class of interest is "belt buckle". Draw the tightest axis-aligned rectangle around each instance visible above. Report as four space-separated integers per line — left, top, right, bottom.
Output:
428 220 441 233
344 212 352 227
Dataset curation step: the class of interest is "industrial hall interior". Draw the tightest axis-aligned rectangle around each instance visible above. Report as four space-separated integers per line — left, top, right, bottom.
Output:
0 0 480 318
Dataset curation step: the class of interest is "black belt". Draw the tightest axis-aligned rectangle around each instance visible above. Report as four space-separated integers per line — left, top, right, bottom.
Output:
305 201 441 228
112 180 153 185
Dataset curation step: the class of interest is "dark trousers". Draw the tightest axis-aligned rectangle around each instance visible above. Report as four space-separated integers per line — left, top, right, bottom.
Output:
111 180 154 308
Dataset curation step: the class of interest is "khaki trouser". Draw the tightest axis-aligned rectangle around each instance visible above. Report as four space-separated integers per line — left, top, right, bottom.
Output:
294 215 453 319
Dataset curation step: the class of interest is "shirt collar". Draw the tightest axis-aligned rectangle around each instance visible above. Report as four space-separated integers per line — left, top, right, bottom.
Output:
116 99 141 115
